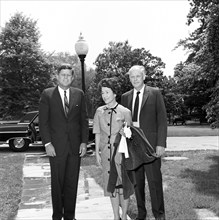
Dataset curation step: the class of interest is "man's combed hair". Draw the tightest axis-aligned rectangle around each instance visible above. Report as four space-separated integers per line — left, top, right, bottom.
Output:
58 63 74 75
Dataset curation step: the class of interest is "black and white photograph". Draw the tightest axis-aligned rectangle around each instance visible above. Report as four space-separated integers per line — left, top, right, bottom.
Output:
0 0 218 220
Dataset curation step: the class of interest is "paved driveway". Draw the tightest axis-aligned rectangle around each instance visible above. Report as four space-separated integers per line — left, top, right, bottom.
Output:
167 136 218 151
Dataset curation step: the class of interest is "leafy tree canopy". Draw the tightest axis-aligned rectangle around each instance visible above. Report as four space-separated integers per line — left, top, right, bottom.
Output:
0 12 53 118
174 0 219 127
87 41 166 114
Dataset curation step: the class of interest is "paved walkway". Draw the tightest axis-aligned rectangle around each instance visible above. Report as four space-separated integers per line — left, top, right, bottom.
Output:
15 153 116 220
15 136 219 220
166 136 218 151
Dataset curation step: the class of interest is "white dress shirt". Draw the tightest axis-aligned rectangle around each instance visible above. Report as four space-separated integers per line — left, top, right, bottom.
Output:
132 85 145 127
58 86 70 110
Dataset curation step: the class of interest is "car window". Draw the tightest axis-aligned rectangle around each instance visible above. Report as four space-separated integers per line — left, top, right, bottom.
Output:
33 116 39 126
19 112 38 123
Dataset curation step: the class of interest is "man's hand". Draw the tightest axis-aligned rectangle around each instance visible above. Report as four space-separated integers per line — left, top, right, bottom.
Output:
119 127 125 137
45 143 56 157
79 143 87 157
156 146 165 157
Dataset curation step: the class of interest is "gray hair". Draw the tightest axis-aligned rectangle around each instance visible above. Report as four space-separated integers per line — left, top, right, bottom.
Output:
127 65 146 76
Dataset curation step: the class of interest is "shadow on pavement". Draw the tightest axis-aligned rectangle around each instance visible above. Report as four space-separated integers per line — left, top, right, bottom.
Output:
0 145 45 153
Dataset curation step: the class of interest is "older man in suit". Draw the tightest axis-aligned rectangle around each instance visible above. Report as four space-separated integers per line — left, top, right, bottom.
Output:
39 63 89 220
121 65 167 220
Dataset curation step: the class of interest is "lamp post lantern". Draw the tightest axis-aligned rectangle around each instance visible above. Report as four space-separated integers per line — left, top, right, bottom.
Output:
75 33 89 93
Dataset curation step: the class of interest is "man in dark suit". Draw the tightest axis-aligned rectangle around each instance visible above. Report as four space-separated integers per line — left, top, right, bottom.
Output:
121 65 167 220
39 63 89 220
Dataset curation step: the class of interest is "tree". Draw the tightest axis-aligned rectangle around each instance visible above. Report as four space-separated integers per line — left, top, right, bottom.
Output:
0 12 53 118
174 63 209 121
174 0 219 127
161 74 187 124
87 41 166 115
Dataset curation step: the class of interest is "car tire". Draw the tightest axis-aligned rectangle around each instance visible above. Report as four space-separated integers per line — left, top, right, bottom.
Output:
9 138 30 152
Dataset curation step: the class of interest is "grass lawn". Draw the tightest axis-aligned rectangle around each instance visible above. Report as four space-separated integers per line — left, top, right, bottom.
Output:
0 125 217 219
81 150 219 220
0 152 25 220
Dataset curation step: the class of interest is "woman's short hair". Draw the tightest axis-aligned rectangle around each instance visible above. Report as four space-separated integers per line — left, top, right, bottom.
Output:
98 77 120 94
57 63 74 75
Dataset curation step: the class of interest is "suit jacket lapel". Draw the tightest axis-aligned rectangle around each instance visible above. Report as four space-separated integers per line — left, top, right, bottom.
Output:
140 85 149 111
127 86 149 112
127 89 134 111
69 87 75 114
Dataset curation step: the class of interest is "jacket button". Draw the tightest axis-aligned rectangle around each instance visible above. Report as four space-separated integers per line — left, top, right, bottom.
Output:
108 158 110 161
107 123 110 126
108 146 110 149
108 135 110 138
108 171 110 174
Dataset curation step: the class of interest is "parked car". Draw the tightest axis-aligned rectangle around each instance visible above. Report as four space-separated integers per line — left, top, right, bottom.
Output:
0 111 40 152
0 111 95 152
172 116 186 125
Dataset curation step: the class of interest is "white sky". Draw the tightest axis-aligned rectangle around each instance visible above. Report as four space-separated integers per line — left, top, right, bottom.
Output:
0 0 197 76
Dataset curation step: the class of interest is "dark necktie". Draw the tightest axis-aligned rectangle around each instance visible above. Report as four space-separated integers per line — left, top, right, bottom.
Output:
64 90 69 117
132 91 140 122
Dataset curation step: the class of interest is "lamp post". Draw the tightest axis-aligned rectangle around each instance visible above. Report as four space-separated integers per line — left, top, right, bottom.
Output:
75 33 89 93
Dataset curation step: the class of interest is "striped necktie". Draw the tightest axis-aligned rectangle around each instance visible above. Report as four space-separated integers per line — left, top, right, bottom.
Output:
64 90 69 117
